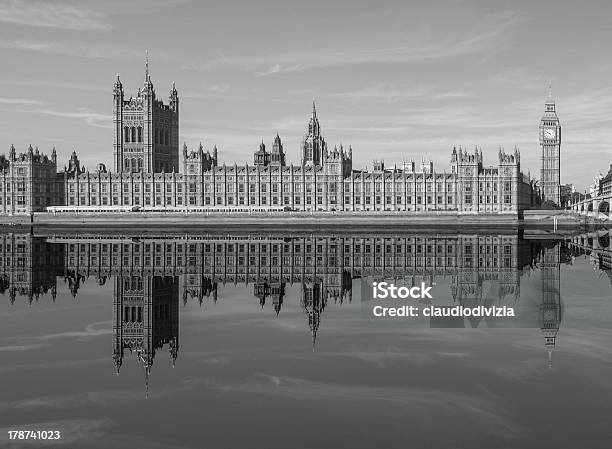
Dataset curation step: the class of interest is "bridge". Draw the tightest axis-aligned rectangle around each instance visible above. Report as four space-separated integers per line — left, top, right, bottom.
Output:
568 193 611 220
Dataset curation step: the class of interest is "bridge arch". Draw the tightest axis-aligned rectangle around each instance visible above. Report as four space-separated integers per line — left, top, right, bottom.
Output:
598 200 609 216
587 203 594 212
598 232 610 250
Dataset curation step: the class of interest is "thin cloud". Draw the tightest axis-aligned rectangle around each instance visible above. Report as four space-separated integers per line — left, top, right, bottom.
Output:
35 108 112 129
0 0 111 31
333 83 434 103
0 78 108 93
0 39 149 60
184 12 526 74
0 97 44 105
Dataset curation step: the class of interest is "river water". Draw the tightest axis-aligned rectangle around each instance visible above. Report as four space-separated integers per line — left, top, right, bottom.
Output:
1 228 611 448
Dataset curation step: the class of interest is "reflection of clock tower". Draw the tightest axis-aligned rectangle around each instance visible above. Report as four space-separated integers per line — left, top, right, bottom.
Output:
539 244 562 368
539 86 561 205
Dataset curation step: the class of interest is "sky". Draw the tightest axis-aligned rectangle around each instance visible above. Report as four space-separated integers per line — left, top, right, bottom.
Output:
0 0 611 190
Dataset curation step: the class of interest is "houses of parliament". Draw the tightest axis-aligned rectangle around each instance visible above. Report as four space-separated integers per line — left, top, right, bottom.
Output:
0 62 559 216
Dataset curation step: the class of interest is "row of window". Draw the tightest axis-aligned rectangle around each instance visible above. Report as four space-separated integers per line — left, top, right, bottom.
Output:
65 193 516 208
122 127 170 145
66 240 512 255
465 195 512 204
64 179 515 195
67 182 513 196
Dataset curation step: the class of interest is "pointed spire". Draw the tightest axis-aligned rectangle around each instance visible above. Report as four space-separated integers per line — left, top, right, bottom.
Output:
312 99 317 117
145 49 149 81
114 73 122 91
548 80 553 101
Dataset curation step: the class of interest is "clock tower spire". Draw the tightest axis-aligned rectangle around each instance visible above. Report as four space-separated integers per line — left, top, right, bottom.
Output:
539 83 561 205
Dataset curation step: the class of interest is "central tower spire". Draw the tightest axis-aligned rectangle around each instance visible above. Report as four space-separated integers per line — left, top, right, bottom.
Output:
145 50 149 81
302 101 326 165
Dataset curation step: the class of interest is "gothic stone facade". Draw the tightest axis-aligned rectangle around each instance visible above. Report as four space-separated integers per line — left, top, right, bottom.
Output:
0 70 539 215
112 68 179 174
0 145 63 215
56 143 529 213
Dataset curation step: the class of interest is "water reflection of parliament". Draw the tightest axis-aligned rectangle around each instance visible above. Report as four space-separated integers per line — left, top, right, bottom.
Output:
2 231 610 379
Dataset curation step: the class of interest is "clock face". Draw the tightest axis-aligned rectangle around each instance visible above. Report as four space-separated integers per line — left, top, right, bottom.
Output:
544 128 556 140
543 309 557 321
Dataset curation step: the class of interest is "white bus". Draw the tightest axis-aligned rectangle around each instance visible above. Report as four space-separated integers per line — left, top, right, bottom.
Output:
139 206 287 214
46 205 141 214
45 205 289 214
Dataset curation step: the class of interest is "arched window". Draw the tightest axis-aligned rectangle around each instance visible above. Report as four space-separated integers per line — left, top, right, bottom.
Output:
131 158 137 173
137 127 142 142
124 127 129 143
124 158 130 171
137 159 143 171
131 127 136 143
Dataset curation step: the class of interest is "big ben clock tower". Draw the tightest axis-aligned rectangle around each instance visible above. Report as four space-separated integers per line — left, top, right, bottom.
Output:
539 85 561 205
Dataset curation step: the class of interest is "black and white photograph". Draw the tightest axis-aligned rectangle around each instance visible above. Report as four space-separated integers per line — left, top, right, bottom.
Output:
0 1 611 448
